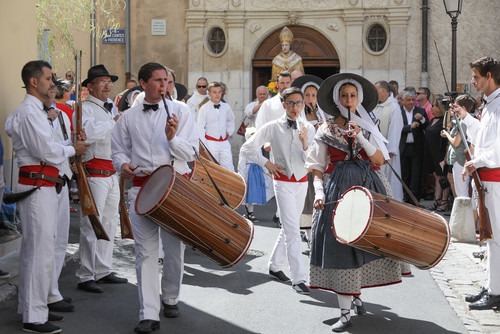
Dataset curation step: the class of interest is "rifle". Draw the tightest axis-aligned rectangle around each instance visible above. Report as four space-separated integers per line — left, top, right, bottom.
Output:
464 149 493 242
119 175 133 239
73 51 110 241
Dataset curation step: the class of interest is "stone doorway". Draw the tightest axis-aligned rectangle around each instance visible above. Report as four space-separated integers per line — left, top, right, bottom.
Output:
251 25 340 96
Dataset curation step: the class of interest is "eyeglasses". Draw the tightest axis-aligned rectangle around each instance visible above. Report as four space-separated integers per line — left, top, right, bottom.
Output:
284 101 304 107
95 81 114 87
197 85 207 89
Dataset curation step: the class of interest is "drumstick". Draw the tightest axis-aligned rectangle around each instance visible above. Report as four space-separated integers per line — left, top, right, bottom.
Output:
161 94 172 119
141 170 152 176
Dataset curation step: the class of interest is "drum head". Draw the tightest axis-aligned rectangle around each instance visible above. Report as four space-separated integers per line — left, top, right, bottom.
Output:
333 186 373 243
135 165 175 215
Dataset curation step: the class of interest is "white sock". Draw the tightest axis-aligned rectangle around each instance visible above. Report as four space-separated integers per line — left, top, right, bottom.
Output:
337 295 352 322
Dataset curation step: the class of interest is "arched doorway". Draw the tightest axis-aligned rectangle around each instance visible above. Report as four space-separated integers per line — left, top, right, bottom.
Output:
252 25 340 95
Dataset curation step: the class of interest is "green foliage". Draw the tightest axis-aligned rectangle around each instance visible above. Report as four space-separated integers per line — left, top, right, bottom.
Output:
36 0 125 71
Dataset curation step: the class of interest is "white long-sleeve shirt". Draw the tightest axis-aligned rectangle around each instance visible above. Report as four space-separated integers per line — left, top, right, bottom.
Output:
111 97 198 176
373 97 404 156
6 94 75 168
464 88 500 168
254 94 285 129
241 115 315 180
197 101 235 142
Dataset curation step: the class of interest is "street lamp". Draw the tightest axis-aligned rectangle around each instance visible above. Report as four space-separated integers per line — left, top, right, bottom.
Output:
443 0 463 92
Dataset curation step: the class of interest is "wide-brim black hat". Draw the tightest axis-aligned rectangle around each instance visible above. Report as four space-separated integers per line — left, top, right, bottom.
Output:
117 85 143 111
291 74 323 92
317 73 378 117
174 82 187 101
82 64 119 87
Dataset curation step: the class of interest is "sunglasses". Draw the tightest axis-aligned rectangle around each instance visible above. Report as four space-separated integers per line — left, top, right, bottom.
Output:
197 85 207 89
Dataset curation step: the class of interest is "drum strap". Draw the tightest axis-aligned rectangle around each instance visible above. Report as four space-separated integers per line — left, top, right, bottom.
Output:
385 159 420 206
192 147 230 207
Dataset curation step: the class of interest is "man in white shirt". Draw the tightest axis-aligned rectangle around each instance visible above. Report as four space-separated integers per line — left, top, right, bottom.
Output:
76 64 128 293
458 56 500 311
241 87 315 295
6 60 86 334
255 72 292 129
374 80 404 201
244 85 269 128
197 81 235 171
112 62 198 333
186 77 209 114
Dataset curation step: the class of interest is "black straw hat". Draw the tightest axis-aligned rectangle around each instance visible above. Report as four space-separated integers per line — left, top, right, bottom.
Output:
291 74 323 92
117 85 143 111
317 73 378 117
174 82 187 101
82 64 118 87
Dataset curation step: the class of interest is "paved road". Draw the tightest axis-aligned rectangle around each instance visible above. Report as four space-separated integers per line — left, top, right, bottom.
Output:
1 198 474 333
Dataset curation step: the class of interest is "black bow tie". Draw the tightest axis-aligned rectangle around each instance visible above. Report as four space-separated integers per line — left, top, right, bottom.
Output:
214 104 221 109
43 105 54 113
143 103 159 112
103 102 113 112
287 119 297 129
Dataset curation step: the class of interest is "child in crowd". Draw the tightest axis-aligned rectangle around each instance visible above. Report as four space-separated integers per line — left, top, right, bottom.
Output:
237 127 274 222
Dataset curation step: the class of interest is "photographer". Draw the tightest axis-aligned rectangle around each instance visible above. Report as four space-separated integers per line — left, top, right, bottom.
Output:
440 94 476 198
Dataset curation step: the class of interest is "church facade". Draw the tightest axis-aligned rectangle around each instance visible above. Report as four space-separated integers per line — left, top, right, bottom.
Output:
99 0 498 114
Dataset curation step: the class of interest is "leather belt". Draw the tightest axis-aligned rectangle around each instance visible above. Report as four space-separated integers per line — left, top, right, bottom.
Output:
86 168 116 177
19 171 65 185
18 172 65 194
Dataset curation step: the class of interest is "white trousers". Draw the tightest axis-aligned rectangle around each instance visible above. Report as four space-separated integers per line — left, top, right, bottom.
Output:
452 161 470 197
268 180 308 285
484 181 500 295
129 186 185 321
76 175 120 282
382 156 404 202
48 185 70 304
206 139 234 171
17 185 58 324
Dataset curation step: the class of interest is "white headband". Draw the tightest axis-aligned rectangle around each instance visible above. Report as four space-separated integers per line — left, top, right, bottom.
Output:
332 78 390 160
301 81 320 94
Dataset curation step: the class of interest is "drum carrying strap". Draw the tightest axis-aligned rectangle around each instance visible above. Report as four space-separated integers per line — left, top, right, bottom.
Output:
385 159 420 207
192 146 230 207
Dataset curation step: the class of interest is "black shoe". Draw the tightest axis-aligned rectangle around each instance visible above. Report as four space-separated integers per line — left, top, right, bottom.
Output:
48 299 74 312
292 283 310 295
465 287 487 303
352 296 367 315
77 280 103 293
134 320 160 333
272 214 281 228
331 309 352 332
162 302 180 318
97 272 128 284
247 212 260 223
62 297 72 304
269 270 290 282
469 294 500 310
22 322 61 333
48 313 64 323
0 269 11 279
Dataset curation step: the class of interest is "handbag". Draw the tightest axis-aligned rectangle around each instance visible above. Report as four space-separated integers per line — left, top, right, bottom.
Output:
237 116 248 136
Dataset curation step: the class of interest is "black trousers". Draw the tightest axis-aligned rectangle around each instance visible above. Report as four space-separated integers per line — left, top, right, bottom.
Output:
401 143 423 203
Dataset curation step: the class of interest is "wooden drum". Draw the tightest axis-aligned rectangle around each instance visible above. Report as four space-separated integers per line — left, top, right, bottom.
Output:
135 165 254 268
190 156 246 210
332 186 450 269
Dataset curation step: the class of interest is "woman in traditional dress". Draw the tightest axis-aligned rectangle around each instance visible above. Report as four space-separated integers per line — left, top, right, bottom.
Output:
306 73 403 332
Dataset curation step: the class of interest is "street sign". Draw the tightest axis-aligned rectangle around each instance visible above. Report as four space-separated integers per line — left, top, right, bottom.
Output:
102 29 126 44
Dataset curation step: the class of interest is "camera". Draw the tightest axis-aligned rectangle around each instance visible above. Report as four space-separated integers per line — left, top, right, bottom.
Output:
441 91 458 111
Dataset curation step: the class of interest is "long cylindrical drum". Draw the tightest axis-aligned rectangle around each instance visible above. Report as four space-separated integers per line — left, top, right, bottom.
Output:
332 186 450 270
190 156 246 209
135 165 254 268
